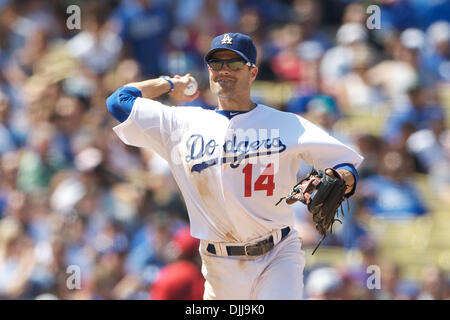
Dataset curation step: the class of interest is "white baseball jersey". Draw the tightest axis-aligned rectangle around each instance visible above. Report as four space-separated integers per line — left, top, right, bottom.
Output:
113 98 363 243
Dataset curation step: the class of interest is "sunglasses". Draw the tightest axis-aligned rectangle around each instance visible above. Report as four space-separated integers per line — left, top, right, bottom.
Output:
207 58 255 71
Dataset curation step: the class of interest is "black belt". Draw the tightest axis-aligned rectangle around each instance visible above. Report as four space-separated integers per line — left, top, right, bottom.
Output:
206 227 291 257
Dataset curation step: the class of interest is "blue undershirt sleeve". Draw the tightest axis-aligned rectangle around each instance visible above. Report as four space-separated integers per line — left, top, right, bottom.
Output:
106 86 143 123
333 163 359 197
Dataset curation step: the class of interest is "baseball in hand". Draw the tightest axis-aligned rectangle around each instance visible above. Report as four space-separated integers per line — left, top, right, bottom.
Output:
184 76 198 96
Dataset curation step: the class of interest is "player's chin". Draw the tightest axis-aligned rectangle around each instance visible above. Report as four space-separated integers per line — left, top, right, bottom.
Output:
213 86 235 97
214 80 235 90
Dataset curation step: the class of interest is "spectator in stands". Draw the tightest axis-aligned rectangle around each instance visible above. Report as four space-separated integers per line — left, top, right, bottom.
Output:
304 267 345 300
0 93 20 155
320 22 368 91
358 146 428 220
335 43 384 112
422 21 450 84
418 265 447 300
111 0 172 77
406 108 449 173
149 226 204 300
395 280 420 300
284 40 325 115
0 217 37 299
373 261 402 300
383 83 445 145
66 6 122 75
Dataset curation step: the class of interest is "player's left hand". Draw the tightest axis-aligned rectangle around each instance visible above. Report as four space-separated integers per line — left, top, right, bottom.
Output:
275 168 349 254
169 74 200 102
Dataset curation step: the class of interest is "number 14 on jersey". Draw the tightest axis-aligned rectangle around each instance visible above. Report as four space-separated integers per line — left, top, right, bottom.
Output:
242 163 275 197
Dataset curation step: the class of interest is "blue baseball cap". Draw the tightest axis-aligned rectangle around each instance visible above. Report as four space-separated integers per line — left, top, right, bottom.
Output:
205 33 257 66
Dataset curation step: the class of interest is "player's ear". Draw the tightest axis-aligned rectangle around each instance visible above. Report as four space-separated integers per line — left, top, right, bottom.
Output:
250 66 258 81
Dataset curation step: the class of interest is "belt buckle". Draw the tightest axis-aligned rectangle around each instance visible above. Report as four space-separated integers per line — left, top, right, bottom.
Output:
244 243 259 256
244 238 274 256
244 243 256 256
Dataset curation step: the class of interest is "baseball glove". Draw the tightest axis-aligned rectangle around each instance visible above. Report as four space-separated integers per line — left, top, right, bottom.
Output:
275 168 348 255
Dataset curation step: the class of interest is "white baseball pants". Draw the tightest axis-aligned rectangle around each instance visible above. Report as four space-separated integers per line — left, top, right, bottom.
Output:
199 229 305 300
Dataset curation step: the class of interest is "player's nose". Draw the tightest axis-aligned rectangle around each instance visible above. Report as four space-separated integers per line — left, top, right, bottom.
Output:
216 66 234 80
218 66 232 74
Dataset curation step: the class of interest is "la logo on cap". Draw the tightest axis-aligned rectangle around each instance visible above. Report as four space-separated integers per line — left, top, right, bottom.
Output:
221 34 233 44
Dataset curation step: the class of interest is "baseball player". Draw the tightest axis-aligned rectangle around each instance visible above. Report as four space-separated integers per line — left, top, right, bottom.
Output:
106 33 363 300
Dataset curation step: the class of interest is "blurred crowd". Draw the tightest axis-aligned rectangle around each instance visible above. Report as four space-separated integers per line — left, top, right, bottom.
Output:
0 0 449 300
